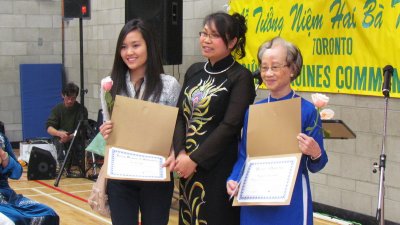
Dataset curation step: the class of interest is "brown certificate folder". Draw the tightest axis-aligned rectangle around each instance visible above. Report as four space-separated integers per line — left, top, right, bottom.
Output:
233 98 302 206
103 95 178 181
247 98 301 156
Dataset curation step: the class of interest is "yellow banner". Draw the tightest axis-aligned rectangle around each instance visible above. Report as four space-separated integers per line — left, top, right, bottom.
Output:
229 0 400 97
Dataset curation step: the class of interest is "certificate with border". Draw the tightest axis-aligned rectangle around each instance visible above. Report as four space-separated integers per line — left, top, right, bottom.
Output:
236 154 300 205
233 98 302 206
107 147 167 180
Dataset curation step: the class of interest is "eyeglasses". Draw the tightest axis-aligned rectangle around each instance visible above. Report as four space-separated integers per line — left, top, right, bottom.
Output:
199 31 221 40
260 64 289 73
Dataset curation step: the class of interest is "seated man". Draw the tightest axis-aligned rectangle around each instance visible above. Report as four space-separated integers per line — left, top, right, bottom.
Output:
46 82 88 177
0 132 59 224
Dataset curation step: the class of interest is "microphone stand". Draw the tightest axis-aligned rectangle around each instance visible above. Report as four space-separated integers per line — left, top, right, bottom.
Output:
54 119 84 187
374 91 390 225
374 65 394 225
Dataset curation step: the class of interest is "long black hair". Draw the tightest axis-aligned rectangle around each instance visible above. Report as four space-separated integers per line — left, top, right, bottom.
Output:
203 12 247 59
109 18 163 102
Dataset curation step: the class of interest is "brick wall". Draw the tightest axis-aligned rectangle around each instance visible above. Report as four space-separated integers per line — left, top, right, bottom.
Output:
0 0 62 141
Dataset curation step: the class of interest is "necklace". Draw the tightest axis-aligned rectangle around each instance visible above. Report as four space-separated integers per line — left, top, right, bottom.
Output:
203 60 235 75
268 90 296 103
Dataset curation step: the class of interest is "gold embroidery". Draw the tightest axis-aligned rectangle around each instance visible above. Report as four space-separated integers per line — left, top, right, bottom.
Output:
183 77 227 154
179 76 227 224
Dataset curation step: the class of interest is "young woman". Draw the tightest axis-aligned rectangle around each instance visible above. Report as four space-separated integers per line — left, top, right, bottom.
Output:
99 18 181 225
227 37 328 225
172 12 256 225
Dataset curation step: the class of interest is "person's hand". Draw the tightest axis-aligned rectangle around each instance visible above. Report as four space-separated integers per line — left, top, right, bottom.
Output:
58 131 70 143
174 150 197 179
100 121 113 140
163 149 176 171
68 133 74 140
0 148 9 166
297 133 322 160
226 180 239 196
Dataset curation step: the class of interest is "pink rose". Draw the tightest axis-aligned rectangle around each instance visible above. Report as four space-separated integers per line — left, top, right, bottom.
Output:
320 108 335 120
100 76 114 121
101 76 113 92
311 93 329 108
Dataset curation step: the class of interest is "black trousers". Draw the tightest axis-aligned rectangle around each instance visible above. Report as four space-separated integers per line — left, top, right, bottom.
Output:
107 178 174 225
52 137 85 173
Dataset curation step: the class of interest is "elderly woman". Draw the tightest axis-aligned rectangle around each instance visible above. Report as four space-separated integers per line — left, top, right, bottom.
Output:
227 37 328 225
0 132 59 225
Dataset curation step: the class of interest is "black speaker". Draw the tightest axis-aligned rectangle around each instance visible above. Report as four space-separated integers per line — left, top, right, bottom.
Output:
28 147 57 180
64 0 91 19
125 0 182 65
